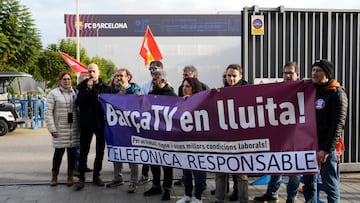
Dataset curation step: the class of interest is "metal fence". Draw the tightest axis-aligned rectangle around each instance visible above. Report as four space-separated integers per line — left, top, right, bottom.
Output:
242 5 360 171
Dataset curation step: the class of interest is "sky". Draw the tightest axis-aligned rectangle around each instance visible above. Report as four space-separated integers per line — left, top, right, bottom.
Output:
18 0 360 46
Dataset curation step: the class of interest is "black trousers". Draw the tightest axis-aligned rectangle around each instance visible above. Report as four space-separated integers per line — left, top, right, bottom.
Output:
150 165 173 190
52 147 76 172
78 127 105 181
142 165 150 177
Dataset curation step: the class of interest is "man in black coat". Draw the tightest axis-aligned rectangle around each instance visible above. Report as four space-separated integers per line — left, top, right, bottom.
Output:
75 63 112 190
144 70 177 201
303 59 348 203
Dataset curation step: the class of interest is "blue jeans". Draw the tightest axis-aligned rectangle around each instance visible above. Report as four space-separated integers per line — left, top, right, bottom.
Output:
320 150 340 203
183 170 206 200
303 150 340 203
266 175 300 200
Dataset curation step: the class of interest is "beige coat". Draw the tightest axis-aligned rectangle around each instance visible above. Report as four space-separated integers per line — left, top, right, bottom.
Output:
45 86 80 148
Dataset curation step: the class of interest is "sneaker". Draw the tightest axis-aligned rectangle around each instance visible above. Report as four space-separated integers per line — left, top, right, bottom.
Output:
106 178 124 188
138 175 151 185
229 191 239 201
254 194 279 202
93 177 105 187
161 190 171 201
127 184 137 193
176 195 192 203
191 198 203 203
174 179 184 186
144 187 162 196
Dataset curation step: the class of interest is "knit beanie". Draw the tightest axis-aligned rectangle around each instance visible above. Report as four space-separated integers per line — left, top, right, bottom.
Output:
312 59 334 79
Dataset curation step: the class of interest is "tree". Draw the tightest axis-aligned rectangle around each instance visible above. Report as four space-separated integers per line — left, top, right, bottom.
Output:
35 39 117 89
0 0 42 71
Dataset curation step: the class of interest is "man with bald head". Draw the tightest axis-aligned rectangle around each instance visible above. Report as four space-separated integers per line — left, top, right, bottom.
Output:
75 63 111 190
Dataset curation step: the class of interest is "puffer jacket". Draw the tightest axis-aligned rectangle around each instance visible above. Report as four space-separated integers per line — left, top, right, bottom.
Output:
315 79 348 153
45 86 80 148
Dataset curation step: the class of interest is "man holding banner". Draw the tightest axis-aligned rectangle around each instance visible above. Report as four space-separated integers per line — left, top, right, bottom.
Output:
303 59 348 203
254 61 301 203
143 70 177 201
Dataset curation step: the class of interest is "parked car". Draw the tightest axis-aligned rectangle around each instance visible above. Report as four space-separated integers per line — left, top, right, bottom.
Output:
0 71 32 136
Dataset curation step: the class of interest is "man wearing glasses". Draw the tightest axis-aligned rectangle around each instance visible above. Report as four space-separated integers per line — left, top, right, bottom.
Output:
140 60 164 95
254 61 301 203
138 60 164 185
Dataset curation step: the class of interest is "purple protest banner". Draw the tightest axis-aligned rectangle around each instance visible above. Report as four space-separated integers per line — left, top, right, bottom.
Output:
100 80 319 175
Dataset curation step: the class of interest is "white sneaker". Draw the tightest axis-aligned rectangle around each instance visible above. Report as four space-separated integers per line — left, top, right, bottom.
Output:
190 197 202 203
176 195 192 203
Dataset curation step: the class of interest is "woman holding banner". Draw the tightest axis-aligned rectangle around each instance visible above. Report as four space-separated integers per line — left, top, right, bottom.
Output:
214 64 249 203
176 77 207 203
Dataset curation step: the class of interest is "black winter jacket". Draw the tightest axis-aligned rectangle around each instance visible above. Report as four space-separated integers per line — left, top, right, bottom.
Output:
76 78 112 130
149 84 177 96
315 79 348 153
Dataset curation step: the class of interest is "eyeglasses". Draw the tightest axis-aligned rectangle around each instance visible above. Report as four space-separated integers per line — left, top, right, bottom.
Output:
283 71 295 75
148 67 158 71
62 78 71 81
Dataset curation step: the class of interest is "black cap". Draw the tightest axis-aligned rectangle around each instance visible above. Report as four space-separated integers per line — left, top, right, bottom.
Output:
312 59 334 79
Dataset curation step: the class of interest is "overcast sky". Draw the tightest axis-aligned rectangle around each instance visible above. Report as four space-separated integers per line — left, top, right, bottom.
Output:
18 0 360 46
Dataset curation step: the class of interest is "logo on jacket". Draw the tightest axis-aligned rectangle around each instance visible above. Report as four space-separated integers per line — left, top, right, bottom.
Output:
315 98 325 110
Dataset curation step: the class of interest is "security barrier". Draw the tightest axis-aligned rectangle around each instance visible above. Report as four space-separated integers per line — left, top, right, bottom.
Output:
10 98 46 129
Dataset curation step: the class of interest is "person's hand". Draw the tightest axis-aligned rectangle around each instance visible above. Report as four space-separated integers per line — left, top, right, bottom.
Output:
317 150 329 163
87 78 94 89
183 95 190 100
51 132 59 138
302 78 313 84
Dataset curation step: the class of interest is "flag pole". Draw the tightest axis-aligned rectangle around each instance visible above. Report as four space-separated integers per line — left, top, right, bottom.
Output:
76 0 80 61
76 0 81 84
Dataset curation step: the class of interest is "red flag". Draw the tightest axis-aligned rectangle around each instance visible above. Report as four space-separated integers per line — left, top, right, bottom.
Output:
59 51 88 74
139 26 163 66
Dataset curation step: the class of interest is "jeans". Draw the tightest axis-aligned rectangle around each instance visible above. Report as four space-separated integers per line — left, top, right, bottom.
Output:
303 151 340 203
266 175 300 200
320 150 340 203
183 170 206 200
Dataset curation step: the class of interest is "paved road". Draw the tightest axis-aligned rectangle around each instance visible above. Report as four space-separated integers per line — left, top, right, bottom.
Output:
0 128 359 203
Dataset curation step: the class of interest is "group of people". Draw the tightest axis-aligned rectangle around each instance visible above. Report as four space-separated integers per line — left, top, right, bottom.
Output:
44 59 348 203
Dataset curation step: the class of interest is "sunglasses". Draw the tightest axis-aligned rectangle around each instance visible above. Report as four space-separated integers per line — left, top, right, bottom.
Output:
148 67 158 71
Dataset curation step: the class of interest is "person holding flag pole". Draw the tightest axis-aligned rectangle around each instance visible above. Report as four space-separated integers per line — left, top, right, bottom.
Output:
138 26 166 186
